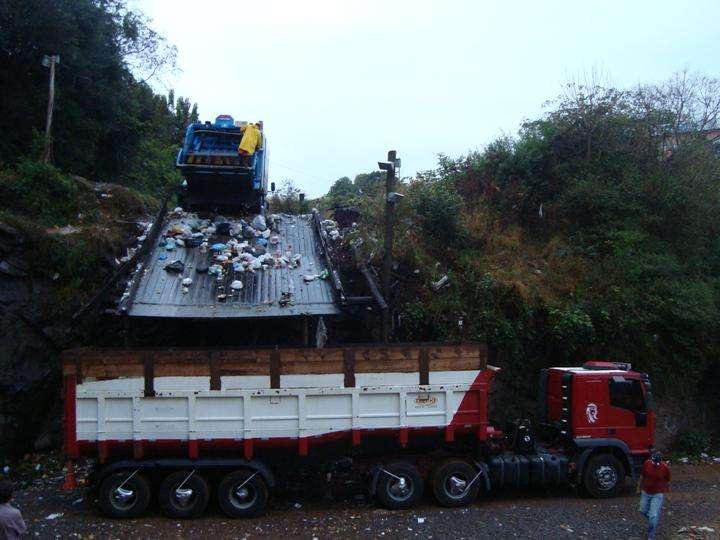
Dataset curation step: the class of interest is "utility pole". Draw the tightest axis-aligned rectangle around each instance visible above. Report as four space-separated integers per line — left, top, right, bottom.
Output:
41 54 60 164
379 150 402 342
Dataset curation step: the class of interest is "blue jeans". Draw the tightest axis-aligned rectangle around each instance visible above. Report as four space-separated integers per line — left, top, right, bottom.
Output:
639 491 664 540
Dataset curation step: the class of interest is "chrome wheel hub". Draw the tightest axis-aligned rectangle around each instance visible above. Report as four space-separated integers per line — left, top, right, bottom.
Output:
447 475 468 497
174 487 194 506
595 465 617 490
112 486 135 507
389 476 412 501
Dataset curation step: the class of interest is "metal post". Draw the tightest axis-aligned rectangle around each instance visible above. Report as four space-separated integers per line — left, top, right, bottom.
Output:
41 54 60 164
381 150 397 342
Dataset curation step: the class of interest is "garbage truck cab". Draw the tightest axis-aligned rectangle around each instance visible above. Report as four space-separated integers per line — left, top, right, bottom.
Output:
177 115 268 212
537 361 654 493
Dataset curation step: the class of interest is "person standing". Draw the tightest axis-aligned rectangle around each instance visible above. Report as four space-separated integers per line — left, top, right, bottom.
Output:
0 481 27 539
637 450 671 540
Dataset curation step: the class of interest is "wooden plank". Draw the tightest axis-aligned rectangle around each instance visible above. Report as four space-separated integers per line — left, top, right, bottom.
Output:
62 343 488 379
209 353 221 391
343 349 355 387
419 349 429 385
143 355 155 397
270 349 281 389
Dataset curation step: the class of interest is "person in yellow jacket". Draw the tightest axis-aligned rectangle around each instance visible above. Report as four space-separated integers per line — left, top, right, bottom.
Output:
238 122 263 165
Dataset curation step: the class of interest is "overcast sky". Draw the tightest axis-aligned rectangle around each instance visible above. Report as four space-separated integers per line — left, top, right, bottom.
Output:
139 0 719 197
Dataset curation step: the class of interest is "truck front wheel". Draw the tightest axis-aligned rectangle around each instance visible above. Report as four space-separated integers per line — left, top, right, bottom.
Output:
218 470 269 518
431 459 481 507
158 470 210 519
99 470 151 518
583 454 625 498
375 462 424 510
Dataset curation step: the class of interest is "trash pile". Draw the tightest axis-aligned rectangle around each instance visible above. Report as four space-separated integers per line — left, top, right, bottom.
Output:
157 208 312 303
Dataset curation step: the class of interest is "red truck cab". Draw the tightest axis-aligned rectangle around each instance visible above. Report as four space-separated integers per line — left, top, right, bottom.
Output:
538 361 654 495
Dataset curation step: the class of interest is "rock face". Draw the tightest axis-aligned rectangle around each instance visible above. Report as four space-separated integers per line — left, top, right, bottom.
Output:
0 223 67 455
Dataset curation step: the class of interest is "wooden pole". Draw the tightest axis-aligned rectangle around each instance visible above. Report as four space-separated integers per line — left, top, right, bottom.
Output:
42 54 59 164
382 150 397 342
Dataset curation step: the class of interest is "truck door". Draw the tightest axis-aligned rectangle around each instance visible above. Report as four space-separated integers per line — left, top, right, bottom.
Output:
607 376 653 451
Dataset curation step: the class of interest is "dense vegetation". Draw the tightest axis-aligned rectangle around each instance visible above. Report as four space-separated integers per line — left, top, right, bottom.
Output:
0 0 195 194
323 75 720 425
0 0 197 315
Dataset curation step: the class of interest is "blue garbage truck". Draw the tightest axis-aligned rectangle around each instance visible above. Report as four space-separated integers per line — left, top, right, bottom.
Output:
177 115 269 212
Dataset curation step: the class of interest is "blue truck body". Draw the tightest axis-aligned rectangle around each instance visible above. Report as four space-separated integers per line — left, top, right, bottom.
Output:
176 115 268 211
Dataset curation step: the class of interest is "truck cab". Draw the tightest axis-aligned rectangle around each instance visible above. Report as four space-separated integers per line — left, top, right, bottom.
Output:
176 115 268 212
538 361 654 494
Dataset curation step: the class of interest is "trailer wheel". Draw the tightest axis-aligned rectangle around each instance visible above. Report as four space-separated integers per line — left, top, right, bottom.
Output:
376 462 423 510
583 454 625 498
218 470 268 518
431 459 481 507
99 470 151 518
158 470 210 519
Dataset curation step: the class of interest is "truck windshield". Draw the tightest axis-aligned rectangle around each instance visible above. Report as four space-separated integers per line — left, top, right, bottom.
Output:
609 378 645 412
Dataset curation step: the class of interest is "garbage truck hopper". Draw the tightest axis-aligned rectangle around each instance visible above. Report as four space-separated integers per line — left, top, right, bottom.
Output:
176 115 267 212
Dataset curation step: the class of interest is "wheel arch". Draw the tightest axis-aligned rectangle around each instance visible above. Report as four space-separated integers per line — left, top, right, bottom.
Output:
574 438 633 480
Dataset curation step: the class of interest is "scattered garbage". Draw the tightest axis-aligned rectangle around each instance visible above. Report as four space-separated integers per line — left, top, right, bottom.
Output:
230 280 243 290
45 513 63 520
676 526 716 539
252 214 267 231
318 269 329 280
417 517 426 524
431 274 450 291
210 243 227 252
164 260 185 273
279 291 293 307
182 277 193 286
304 274 317 282
164 238 176 251
215 222 232 236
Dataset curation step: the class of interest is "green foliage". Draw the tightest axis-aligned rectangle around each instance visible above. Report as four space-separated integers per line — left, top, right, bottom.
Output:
0 159 97 227
268 181 310 214
0 0 194 194
673 430 711 455
408 179 465 246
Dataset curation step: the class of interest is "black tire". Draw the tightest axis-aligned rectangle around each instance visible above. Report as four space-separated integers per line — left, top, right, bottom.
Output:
431 459 481 507
375 462 424 510
582 454 626 498
217 470 269 518
99 471 151 518
158 471 210 519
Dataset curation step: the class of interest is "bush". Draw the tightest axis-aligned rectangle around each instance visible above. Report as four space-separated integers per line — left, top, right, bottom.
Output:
0 159 98 227
673 430 711 455
409 179 465 245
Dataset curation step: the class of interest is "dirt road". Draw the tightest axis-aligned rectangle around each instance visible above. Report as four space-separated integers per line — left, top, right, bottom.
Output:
9 459 719 539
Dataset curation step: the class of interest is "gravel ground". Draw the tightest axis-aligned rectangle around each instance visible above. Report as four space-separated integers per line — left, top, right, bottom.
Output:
6 456 719 539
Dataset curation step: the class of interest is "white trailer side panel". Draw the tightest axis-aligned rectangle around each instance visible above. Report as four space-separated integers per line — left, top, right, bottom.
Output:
75 371 481 442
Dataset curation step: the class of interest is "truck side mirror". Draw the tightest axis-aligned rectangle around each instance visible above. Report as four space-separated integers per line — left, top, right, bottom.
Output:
271 182 275 192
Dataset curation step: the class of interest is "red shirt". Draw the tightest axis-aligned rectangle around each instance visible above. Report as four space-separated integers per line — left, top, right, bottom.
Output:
640 460 671 494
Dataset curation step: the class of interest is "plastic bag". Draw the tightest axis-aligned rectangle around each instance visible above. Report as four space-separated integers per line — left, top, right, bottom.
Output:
252 214 267 231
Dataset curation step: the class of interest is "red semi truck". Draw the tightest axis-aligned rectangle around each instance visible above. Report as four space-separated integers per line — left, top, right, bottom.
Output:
61 344 654 518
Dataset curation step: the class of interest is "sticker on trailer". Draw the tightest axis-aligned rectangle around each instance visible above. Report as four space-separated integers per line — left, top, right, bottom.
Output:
585 402 598 424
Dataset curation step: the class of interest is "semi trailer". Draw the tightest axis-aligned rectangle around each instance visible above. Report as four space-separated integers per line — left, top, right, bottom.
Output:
61 344 655 518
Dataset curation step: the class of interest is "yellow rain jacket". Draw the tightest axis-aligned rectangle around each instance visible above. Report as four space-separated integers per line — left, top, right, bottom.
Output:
238 123 263 155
